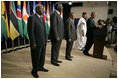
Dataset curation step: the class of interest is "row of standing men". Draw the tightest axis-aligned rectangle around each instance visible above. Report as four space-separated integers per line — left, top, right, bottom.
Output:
27 2 102 78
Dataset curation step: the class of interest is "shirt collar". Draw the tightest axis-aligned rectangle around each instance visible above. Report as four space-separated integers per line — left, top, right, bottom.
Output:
36 12 41 18
55 10 60 15
69 17 74 23
90 17 95 20
69 17 73 21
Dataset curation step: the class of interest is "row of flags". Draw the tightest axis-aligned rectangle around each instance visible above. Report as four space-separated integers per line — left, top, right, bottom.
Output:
1 1 63 41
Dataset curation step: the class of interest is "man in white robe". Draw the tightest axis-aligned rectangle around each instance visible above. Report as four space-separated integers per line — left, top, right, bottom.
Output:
74 12 87 50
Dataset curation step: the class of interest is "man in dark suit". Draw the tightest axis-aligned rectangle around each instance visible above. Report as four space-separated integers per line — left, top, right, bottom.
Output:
65 12 77 61
83 12 102 56
49 2 64 66
27 4 48 78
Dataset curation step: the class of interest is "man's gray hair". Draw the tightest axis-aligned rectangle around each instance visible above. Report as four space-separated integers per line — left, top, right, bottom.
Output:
35 4 43 12
91 12 96 16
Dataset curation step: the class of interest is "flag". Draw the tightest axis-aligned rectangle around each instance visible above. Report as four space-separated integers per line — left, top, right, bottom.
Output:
43 1 46 21
43 1 49 35
38 1 41 4
47 2 50 26
22 1 29 39
52 3 54 12
49 2 52 14
1 32 3 41
33 1 36 14
17 1 23 38
27 1 30 16
46 2 50 35
9 1 19 40
1 1 10 40
61 11 63 19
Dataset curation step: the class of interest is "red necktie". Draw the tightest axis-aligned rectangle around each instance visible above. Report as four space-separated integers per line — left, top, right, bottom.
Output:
40 17 43 23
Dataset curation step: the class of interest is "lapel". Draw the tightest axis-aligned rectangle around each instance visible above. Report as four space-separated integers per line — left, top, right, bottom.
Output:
69 18 74 27
35 14 45 25
54 11 62 19
90 17 95 24
69 18 73 24
35 14 46 33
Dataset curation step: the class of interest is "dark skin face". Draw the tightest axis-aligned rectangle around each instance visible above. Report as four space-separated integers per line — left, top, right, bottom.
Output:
83 14 87 20
36 5 44 15
57 4 63 13
70 14 75 20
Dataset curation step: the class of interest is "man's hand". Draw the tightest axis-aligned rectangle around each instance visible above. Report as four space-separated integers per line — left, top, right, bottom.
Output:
56 37 60 42
32 44 36 49
98 25 103 28
68 39 72 42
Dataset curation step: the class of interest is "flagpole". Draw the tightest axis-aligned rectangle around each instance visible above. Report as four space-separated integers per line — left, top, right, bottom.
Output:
29 39 30 45
12 40 14 51
24 36 26 47
5 39 8 53
18 36 20 47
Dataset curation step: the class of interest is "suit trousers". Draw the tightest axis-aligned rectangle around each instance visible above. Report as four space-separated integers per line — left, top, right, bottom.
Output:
30 45 46 73
51 40 62 64
83 35 94 54
66 41 74 58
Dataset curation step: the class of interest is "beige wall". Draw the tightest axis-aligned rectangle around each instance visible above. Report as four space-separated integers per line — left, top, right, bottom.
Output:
71 1 117 23
107 1 117 20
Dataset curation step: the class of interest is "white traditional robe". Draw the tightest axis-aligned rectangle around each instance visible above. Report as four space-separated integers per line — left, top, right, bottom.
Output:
74 17 87 50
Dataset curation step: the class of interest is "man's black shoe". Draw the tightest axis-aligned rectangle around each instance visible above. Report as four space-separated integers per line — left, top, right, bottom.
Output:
65 58 72 61
51 62 60 66
38 67 49 72
69 56 73 58
57 60 62 63
84 53 91 56
31 72 39 78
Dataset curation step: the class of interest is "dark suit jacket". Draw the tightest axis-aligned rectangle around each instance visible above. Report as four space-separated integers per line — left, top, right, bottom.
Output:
49 11 64 41
27 14 47 47
86 17 97 37
65 18 77 41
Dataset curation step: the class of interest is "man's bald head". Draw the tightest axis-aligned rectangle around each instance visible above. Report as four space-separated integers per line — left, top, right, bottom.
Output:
35 4 44 15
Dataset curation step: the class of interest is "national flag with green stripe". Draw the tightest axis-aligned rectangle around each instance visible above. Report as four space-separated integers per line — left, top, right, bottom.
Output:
22 1 29 39
1 1 10 40
43 1 50 35
9 1 20 40
17 1 23 38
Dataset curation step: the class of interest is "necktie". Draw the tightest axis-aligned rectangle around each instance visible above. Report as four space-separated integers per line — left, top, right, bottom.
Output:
40 17 43 23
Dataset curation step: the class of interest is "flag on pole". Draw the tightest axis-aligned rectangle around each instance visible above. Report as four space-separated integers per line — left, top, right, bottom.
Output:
1 32 3 41
52 2 55 12
47 2 50 26
9 1 19 40
46 2 50 35
61 11 63 19
38 1 41 4
22 1 29 39
43 1 49 35
33 1 36 14
27 1 30 16
49 2 52 14
43 1 46 21
17 1 23 38
1 1 10 40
